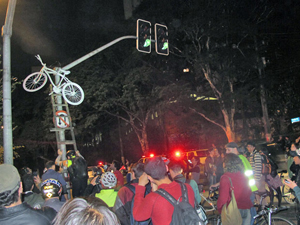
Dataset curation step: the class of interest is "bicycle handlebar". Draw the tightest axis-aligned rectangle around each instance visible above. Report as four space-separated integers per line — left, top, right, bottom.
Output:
35 54 45 66
35 54 71 75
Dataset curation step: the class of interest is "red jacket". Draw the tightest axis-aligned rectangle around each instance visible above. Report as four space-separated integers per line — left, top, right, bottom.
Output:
133 181 195 225
217 172 253 213
114 170 124 189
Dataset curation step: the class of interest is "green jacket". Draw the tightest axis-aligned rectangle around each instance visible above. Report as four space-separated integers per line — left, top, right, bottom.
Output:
95 189 118 208
239 155 258 192
293 186 300 203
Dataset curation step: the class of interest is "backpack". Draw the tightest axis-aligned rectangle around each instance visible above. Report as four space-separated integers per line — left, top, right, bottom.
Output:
175 178 208 225
156 182 203 225
268 156 278 171
254 151 271 175
126 183 153 225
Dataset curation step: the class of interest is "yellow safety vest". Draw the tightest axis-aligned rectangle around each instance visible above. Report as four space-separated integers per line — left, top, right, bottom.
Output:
239 155 258 192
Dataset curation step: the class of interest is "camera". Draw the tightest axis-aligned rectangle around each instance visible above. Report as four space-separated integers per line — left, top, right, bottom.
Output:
284 179 290 184
95 176 101 184
32 171 38 177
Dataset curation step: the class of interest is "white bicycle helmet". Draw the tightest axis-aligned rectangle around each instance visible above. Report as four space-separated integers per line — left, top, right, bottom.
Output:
101 172 117 188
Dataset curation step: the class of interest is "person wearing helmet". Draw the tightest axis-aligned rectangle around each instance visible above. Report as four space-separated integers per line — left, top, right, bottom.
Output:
108 160 124 191
42 161 68 202
94 172 118 209
55 149 88 198
41 179 64 212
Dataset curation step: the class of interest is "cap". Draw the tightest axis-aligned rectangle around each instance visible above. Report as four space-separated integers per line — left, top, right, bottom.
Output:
225 142 238 148
0 164 21 193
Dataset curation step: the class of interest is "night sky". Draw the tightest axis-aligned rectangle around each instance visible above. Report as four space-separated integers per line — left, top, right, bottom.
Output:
0 0 127 78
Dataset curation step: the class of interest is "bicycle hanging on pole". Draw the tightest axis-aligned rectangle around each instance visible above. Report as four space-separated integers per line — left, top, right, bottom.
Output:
23 55 84 106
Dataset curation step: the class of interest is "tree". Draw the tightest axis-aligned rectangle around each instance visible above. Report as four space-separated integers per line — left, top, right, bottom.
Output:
169 0 274 142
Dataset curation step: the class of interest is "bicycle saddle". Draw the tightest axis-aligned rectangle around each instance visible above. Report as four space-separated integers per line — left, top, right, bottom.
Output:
278 170 287 174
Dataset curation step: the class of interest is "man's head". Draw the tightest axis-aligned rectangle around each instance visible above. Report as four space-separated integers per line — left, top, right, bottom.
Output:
246 141 256 153
225 142 239 155
19 167 32 177
45 161 55 170
21 174 34 192
100 172 117 189
110 160 121 171
0 164 22 207
66 150 76 159
168 161 183 179
131 162 145 179
191 156 199 166
144 156 167 181
41 179 62 199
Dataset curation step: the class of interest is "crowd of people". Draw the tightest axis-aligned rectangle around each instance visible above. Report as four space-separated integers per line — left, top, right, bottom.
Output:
1 136 300 225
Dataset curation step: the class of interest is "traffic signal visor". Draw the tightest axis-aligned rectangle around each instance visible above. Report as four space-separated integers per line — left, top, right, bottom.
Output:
155 23 169 56
136 19 151 53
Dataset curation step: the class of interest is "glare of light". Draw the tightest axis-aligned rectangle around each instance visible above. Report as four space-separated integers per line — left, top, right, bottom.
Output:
183 68 189 72
150 153 155 158
175 151 181 157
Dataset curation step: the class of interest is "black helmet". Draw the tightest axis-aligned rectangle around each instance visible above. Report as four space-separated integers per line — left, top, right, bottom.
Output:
66 150 76 159
41 179 62 199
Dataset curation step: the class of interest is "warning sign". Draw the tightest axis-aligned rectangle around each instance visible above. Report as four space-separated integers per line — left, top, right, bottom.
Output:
54 110 70 128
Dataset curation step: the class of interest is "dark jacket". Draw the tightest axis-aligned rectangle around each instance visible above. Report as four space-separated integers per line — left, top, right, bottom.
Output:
0 202 56 225
68 156 88 181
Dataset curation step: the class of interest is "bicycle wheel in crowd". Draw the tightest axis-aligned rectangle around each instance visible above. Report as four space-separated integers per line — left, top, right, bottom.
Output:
282 185 296 204
23 72 47 92
62 82 85 105
259 217 295 225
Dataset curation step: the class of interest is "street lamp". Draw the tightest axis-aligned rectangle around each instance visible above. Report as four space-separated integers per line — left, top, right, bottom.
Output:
2 0 17 164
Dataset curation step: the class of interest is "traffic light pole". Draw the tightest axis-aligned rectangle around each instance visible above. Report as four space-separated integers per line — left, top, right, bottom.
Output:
62 35 137 71
2 0 17 165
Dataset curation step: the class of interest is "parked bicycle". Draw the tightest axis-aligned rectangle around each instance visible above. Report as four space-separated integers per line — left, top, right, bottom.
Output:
254 206 294 225
23 55 84 105
200 186 218 212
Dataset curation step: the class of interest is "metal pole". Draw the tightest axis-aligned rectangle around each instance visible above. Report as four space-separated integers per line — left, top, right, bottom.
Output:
54 75 66 161
62 36 136 70
2 0 17 164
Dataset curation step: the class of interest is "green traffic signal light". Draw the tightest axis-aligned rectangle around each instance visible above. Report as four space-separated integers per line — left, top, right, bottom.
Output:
144 39 151 47
136 19 151 53
162 42 168 50
155 23 169 56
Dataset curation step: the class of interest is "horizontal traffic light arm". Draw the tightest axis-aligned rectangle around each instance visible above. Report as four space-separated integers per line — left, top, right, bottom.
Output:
62 36 137 70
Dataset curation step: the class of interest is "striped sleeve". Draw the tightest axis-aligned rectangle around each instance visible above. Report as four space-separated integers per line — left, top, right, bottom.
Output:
253 152 262 180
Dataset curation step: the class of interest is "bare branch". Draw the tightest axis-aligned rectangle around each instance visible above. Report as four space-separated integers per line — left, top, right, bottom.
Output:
189 107 226 132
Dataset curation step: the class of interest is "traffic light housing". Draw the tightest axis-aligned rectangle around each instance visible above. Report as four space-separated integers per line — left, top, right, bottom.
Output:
155 23 169 56
136 19 151 53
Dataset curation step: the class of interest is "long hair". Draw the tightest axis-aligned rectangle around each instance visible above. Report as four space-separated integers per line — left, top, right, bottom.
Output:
223 153 244 173
53 197 120 225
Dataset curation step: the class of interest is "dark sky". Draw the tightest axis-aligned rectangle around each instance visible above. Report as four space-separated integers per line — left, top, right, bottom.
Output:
1 0 128 77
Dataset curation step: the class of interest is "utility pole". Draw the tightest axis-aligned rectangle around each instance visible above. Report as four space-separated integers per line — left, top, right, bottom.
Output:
2 0 17 164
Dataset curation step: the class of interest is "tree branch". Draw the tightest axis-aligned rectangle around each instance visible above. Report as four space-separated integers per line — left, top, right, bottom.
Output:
189 107 226 132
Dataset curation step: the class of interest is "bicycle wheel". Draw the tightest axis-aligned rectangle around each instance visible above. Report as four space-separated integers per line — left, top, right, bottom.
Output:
259 217 295 225
23 72 47 92
62 82 84 105
282 185 296 204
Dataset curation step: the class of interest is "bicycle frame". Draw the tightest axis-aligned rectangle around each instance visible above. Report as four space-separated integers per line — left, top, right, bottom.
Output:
38 63 71 95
